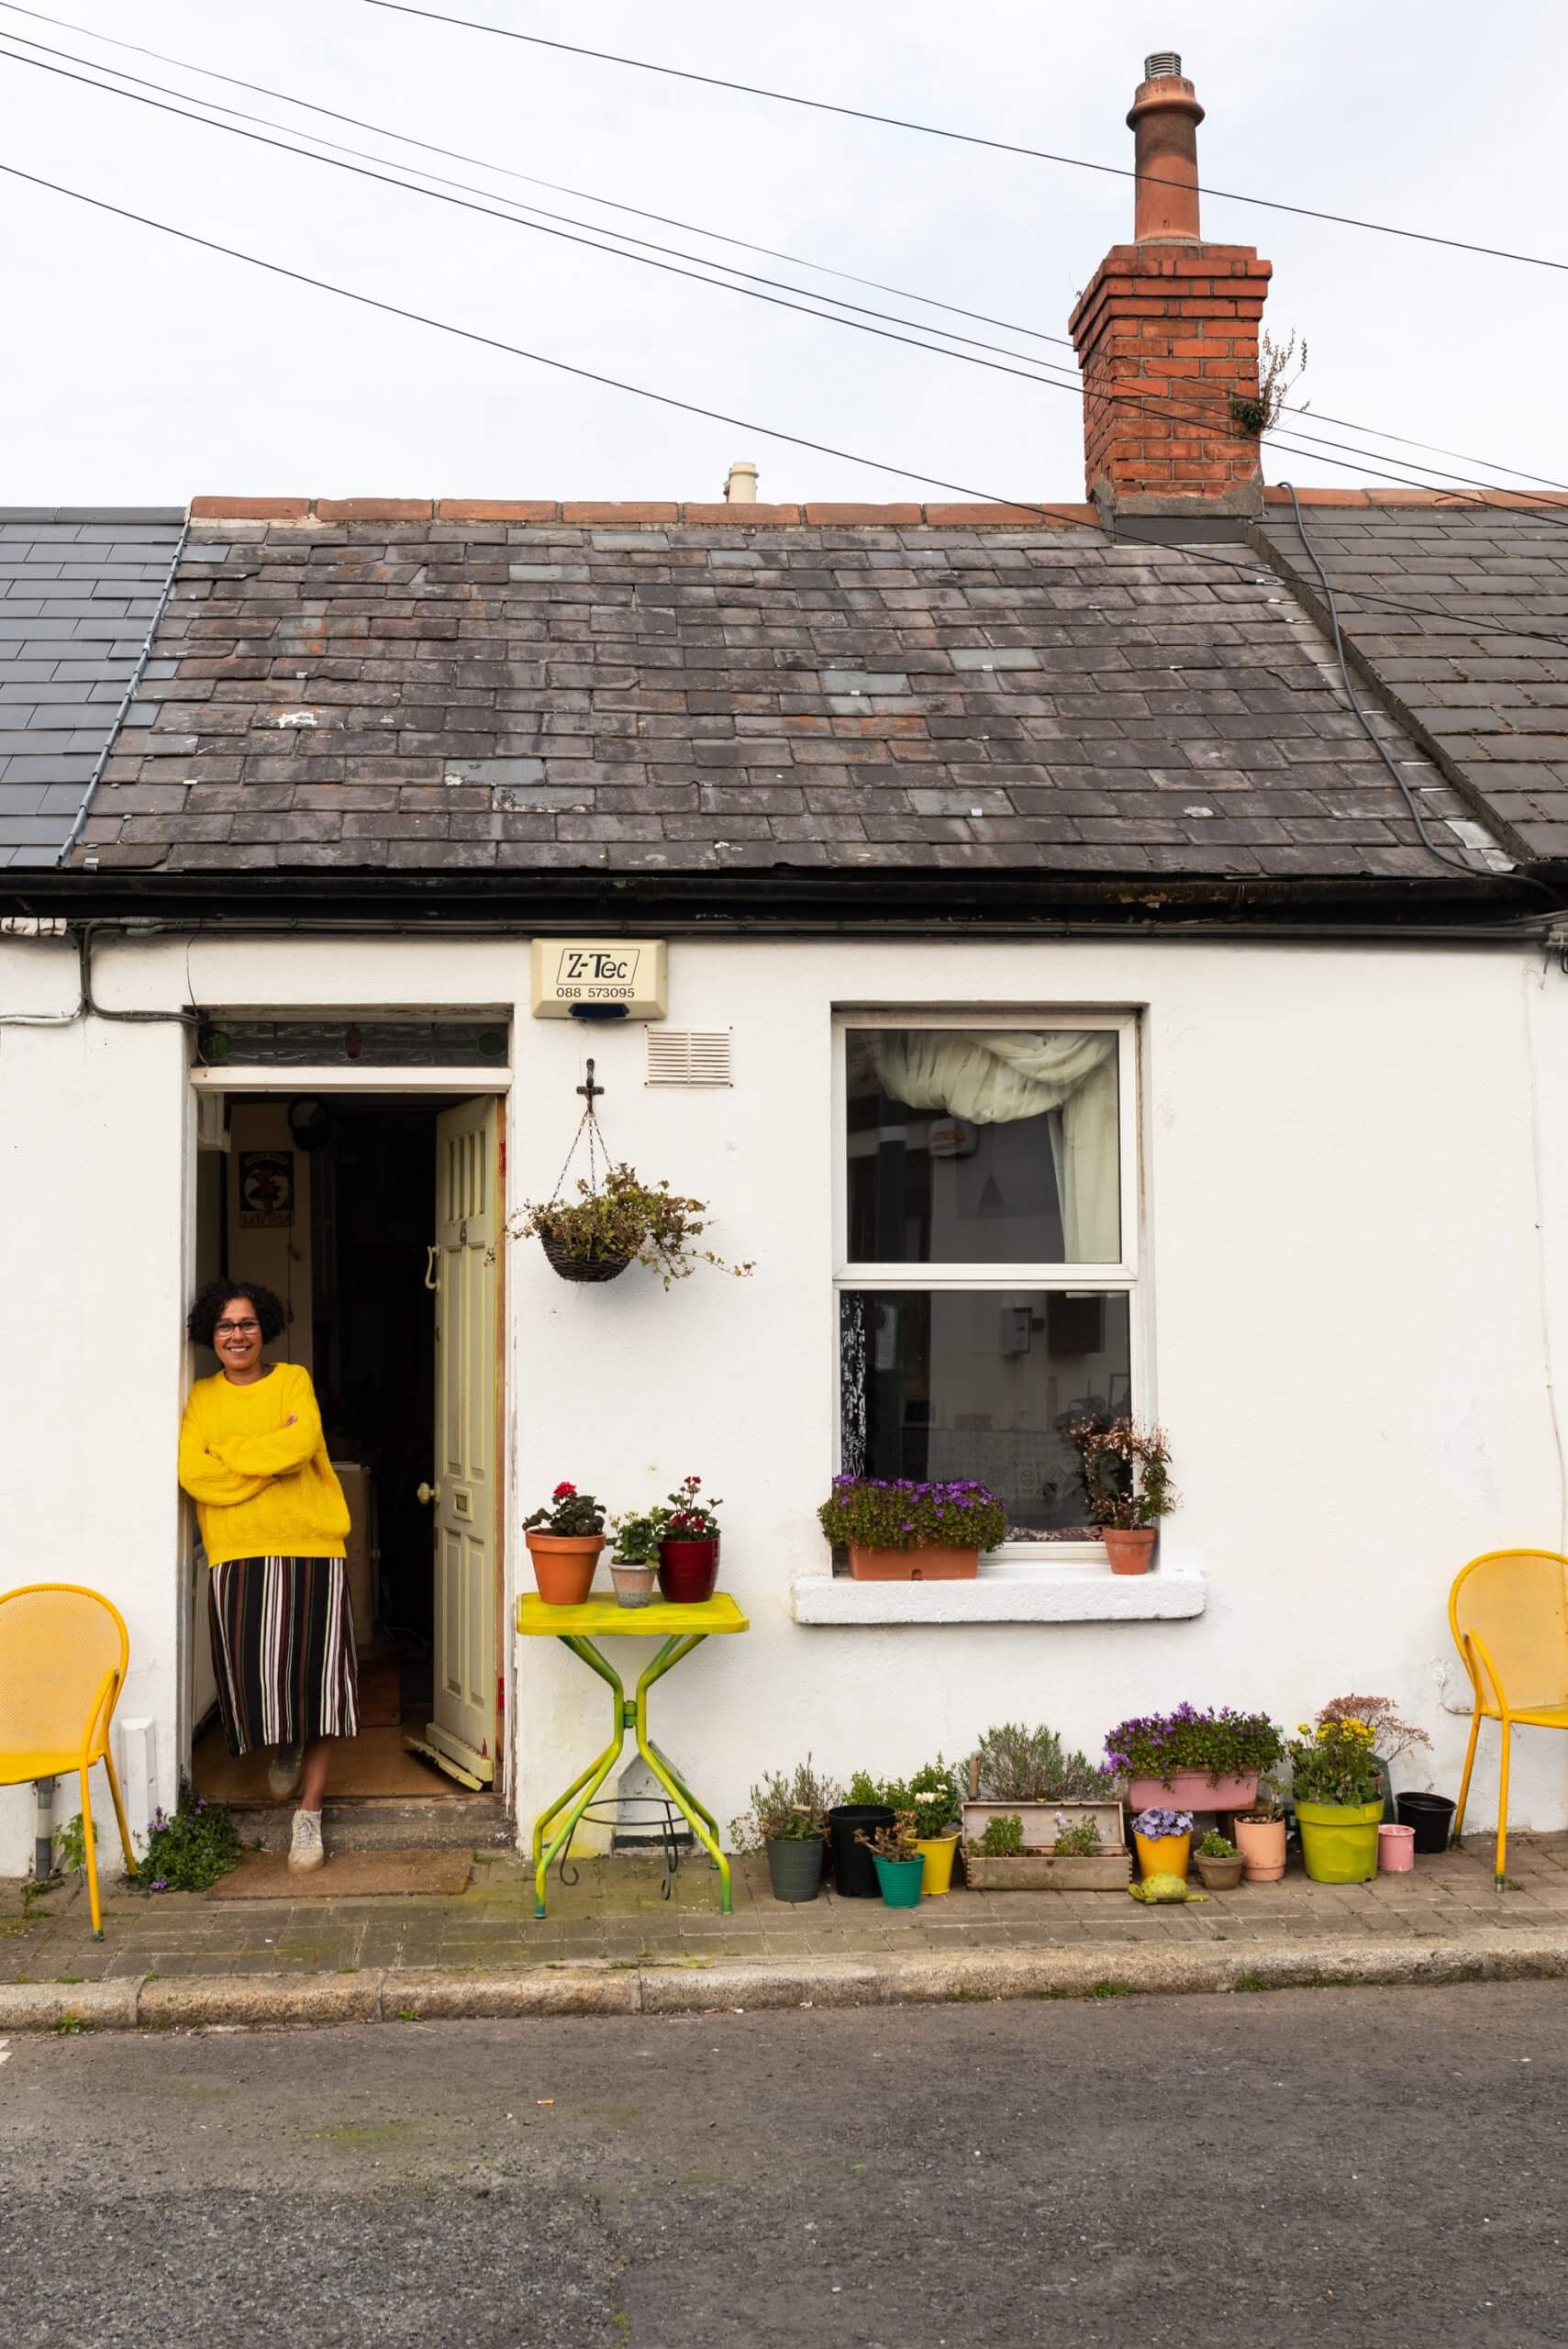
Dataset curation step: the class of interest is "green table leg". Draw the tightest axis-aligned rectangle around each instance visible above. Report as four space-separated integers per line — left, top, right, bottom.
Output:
634 1633 732 1912
531 1635 630 1920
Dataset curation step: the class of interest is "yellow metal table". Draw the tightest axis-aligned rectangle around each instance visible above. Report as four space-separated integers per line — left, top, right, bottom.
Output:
516 1590 750 1918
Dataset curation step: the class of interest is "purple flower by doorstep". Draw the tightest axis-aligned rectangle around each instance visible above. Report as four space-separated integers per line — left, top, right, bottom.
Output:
1132 1809 1194 1840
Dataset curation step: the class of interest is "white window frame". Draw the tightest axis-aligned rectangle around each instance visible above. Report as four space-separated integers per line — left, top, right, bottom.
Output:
832 1009 1141 1564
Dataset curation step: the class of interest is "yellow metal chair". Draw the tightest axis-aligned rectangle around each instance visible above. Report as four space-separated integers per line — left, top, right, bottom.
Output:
0 1585 138 1937
1450 1548 1568 1887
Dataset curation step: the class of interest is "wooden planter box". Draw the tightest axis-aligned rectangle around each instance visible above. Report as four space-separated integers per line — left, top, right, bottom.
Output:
963 1846 1132 1891
960 1790 1129 1892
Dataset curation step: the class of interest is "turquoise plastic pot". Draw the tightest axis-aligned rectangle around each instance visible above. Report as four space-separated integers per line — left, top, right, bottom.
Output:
1296 1798 1383 1884
872 1852 927 1909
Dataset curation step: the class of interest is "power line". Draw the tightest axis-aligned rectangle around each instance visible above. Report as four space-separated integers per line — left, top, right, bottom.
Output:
8 33 1568 533
363 0 1568 275
6 2 1566 495
6 151 1568 663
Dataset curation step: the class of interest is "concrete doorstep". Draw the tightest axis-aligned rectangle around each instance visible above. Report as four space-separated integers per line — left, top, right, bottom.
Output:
4 1929 1568 2033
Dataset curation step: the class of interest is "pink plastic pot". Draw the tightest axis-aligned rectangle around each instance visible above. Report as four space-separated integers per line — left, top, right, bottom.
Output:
1377 1822 1416 1874
1126 1772 1259 1813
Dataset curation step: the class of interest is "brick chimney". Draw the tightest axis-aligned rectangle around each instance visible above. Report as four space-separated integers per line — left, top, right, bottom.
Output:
1068 54 1271 526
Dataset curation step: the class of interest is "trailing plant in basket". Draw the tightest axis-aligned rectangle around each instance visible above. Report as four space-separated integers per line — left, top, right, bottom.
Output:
512 1163 754 1288
817 1476 1008 1554
1103 1703 1284 1785
1067 1418 1176 1531
974 1721 1116 1803
729 1759 840 1853
524 1481 606 1537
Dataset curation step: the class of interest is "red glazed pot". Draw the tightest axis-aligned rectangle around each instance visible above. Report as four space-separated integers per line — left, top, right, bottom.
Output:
658 1537 719 1604
848 1543 980 1582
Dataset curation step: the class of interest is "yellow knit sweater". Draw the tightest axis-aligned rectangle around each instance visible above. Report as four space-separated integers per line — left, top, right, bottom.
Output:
178 1362 350 1568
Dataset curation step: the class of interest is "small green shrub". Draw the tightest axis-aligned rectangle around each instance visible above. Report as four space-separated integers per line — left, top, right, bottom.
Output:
1198 1830 1240 1859
978 1813 1024 1857
729 1758 841 1851
1052 1818 1104 1858
137 1782 243 1894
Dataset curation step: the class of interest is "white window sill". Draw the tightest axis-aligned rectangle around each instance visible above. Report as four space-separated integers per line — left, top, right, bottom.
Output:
790 1557 1206 1625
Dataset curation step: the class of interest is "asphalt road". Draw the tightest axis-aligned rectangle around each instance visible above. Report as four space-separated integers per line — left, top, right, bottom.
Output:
2 1983 1565 2348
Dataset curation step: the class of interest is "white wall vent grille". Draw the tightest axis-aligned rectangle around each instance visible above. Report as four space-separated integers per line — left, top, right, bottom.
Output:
646 1029 733 1086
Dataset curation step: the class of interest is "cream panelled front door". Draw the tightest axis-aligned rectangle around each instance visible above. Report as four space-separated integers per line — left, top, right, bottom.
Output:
418 1097 499 1787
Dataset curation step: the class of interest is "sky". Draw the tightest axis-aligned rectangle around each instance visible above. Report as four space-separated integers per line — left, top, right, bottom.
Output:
0 0 1562 507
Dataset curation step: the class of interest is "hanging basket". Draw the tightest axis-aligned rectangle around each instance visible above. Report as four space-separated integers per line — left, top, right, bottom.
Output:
539 1228 633 1284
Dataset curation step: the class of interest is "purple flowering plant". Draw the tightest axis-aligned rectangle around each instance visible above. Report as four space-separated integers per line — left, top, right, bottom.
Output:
817 1475 1009 1554
1103 1702 1284 1785
1131 1808 1195 1840
134 1777 243 1895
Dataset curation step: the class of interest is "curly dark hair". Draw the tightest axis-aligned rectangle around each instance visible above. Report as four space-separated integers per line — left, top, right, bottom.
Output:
186 1278 287 1350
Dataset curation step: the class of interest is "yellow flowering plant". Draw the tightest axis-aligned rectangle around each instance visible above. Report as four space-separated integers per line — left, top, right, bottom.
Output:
1286 1717 1382 1807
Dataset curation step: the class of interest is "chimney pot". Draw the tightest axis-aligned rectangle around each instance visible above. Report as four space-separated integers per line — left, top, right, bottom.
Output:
724 460 759 505
1128 57 1205 243
1144 50 1182 77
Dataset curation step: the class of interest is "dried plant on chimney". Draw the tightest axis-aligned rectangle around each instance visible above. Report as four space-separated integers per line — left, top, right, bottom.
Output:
1230 329 1307 435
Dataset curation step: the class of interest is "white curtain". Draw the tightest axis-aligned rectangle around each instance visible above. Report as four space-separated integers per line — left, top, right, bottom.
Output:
867 1030 1120 1261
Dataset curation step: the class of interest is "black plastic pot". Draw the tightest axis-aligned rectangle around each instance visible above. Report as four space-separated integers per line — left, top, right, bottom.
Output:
1395 1790 1456 1855
827 1803 895 1899
765 1836 825 1904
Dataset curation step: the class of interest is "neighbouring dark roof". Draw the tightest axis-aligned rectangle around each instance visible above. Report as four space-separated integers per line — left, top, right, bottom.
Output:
72 507 1507 889
0 509 184 869
1257 502 1568 863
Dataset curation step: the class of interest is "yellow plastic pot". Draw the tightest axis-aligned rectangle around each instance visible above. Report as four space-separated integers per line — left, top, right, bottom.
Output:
1134 1831 1192 1882
1296 1798 1382 1884
916 1833 959 1895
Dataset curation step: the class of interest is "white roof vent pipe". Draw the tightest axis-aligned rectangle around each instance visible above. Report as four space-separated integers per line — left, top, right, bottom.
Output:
723 460 759 504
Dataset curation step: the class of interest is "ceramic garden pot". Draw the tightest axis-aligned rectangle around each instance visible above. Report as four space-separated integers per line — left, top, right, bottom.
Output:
847 1543 980 1581
658 1537 719 1605
1102 1528 1157 1575
526 1531 604 1606
1377 1823 1416 1874
764 1836 825 1903
1195 1852 1246 1891
1296 1798 1383 1884
609 1563 656 1609
915 1833 960 1895
1234 1816 1287 1883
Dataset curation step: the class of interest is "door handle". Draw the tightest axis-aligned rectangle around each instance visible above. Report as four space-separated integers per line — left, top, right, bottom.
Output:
417 1481 440 1506
424 1245 440 1292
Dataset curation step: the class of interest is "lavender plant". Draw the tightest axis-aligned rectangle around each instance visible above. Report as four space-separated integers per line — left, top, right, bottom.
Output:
1103 1703 1284 1785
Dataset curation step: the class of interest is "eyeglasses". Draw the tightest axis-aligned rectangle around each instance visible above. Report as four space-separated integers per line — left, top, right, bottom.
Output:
214 1319 261 1337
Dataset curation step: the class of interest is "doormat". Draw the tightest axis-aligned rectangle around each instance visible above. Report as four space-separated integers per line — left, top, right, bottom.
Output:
206 1848 474 1900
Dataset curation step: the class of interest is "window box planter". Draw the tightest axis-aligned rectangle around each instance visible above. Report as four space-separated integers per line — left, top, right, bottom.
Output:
1126 1770 1259 1813
960 1798 1129 1891
848 1542 978 1582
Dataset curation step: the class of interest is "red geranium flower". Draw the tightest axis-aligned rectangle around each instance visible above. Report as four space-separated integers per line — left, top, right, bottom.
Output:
552 1480 577 1498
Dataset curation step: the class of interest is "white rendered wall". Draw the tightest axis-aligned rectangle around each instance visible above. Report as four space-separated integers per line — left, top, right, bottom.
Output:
3 924 1566 1875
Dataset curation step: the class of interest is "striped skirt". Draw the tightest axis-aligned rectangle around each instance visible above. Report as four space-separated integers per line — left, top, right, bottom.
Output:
207 1555 360 1757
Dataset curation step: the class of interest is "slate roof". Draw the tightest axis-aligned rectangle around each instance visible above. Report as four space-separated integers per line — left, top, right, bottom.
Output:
0 509 184 868
72 503 1505 887
1257 499 1568 863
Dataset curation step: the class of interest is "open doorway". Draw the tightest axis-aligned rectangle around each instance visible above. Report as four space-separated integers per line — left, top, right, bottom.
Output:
190 1085 504 1808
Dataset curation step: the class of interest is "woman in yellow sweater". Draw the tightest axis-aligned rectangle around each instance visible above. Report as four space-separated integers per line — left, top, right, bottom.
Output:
179 1278 357 1873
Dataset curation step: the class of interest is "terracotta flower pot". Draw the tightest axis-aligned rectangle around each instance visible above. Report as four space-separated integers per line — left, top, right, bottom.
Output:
847 1543 980 1581
658 1536 719 1605
609 1563 656 1609
1234 1815 1287 1883
526 1530 605 1606
1195 1852 1246 1891
1102 1528 1157 1575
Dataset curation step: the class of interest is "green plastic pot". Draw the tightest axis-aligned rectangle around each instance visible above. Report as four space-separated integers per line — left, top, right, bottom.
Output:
872 1852 927 1909
1296 1798 1383 1884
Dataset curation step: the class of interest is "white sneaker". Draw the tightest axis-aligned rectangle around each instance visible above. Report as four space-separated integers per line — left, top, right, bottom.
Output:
288 1809 325 1874
267 1745 304 1803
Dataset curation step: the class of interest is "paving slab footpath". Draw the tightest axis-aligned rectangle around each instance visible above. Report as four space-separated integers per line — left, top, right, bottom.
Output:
3 1835 1566 2031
